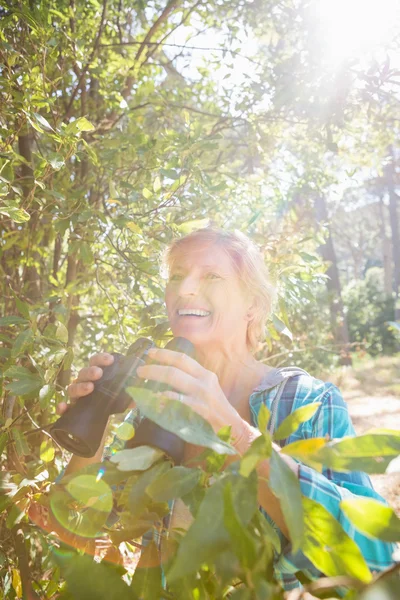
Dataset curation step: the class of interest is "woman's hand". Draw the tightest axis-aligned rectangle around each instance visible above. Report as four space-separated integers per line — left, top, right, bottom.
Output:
57 353 115 415
136 347 245 438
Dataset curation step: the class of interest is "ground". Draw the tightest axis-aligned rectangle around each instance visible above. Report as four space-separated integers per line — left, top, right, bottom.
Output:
319 354 400 515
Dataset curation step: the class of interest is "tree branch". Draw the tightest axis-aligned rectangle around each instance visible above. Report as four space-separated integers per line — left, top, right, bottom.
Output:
64 0 108 120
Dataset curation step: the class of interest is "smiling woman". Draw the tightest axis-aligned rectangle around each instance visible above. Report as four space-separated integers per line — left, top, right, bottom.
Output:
59 226 397 593
162 227 276 353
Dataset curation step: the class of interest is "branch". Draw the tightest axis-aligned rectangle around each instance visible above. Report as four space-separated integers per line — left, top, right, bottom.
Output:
64 0 108 120
100 39 263 67
134 0 181 64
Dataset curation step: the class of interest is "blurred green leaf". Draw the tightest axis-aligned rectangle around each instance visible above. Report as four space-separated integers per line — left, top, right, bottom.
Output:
302 497 372 583
11 328 34 358
146 466 201 502
52 549 131 600
65 117 95 134
223 481 258 569
4 366 43 396
272 314 293 340
129 387 236 456
239 433 272 477
281 437 327 471
273 402 321 441
33 112 54 131
130 541 162 599
0 206 30 222
313 432 400 473
258 403 271 435
269 449 304 552
341 498 400 542
167 470 258 582
110 446 164 472
40 439 55 462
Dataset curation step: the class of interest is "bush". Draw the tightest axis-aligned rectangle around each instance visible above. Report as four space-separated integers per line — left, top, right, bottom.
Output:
342 268 397 356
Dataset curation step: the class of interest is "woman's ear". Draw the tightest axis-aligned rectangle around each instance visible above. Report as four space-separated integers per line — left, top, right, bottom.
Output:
245 298 257 322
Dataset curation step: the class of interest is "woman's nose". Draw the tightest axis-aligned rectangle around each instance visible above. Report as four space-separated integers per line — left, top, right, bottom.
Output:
178 275 202 297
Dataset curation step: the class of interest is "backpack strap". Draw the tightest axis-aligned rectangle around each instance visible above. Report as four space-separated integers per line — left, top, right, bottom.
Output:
267 367 310 445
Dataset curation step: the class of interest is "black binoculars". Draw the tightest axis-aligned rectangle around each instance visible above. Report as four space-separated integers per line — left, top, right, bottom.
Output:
50 337 195 463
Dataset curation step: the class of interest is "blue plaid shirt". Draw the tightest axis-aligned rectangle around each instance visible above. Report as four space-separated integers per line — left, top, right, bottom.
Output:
106 370 397 591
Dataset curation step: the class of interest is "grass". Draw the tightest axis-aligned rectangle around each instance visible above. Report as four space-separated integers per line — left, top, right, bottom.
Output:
317 353 400 399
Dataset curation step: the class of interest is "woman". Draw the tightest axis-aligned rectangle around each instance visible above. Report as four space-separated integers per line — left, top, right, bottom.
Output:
59 227 396 590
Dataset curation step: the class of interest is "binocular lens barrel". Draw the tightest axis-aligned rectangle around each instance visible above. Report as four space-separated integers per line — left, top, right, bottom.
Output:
49 337 195 461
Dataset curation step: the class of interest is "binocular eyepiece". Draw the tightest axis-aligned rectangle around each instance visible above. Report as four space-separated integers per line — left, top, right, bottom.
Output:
50 337 195 463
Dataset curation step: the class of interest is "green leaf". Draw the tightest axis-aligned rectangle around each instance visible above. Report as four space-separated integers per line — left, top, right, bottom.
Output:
11 328 34 358
50 475 113 538
223 481 257 568
65 117 95 135
177 219 210 234
110 446 164 472
125 461 171 518
0 316 28 326
340 498 400 542
129 387 236 456
39 384 55 409
314 432 400 473
302 497 372 583
130 541 162 599
52 548 131 600
48 155 65 170
8 290 30 319
33 112 54 131
269 449 304 552
79 242 94 265
280 437 327 471
167 470 258 582
160 168 179 179
142 187 152 199
272 314 293 340
55 321 69 343
40 439 55 462
146 466 201 502
153 176 161 193
239 433 272 477
273 402 321 441
66 475 113 513
0 206 30 223
257 403 271 435
4 366 43 396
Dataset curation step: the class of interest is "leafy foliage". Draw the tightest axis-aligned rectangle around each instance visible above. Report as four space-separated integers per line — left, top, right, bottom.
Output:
0 0 399 598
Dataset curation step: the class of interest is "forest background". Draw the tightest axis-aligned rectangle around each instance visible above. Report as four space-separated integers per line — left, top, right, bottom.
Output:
0 1 400 599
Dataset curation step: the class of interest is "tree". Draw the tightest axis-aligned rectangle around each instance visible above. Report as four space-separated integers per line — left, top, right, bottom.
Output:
1 1 400 597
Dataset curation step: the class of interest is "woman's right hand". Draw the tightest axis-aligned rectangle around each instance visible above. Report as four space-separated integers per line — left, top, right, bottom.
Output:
57 353 115 415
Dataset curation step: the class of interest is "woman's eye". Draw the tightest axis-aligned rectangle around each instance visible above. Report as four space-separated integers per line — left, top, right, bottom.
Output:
206 273 221 279
169 273 183 282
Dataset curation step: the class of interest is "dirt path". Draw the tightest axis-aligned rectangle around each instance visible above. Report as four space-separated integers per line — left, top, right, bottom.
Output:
345 392 400 514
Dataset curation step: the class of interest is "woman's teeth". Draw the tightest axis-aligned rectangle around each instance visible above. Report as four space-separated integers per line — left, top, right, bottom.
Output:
178 309 211 317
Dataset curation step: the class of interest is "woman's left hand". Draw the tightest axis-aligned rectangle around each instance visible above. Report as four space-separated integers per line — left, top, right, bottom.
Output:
136 347 244 437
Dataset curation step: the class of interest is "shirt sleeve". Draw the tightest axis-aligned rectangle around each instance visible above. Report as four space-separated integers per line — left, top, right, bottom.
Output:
275 379 398 583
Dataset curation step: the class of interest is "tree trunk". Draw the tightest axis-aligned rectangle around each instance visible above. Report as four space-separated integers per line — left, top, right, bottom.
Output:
378 196 393 296
385 148 400 320
314 195 352 364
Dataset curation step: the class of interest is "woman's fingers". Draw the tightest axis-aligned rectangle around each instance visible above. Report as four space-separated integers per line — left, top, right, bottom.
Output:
66 354 114 401
67 380 95 401
88 353 114 368
147 347 205 379
75 365 104 383
137 364 200 397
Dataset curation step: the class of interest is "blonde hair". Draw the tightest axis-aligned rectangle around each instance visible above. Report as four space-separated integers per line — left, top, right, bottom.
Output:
162 227 276 352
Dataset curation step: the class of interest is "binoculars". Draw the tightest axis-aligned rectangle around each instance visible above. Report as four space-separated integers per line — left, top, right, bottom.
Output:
50 337 195 463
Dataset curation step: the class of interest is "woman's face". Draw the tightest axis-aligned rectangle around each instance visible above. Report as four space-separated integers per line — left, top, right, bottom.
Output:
165 242 253 351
